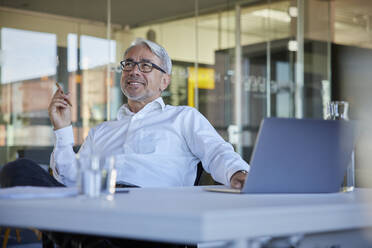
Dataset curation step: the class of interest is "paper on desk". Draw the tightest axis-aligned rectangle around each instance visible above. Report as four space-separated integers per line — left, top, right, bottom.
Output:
0 186 79 199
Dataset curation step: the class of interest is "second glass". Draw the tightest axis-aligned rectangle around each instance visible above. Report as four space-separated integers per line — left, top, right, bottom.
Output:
76 155 117 199
326 101 355 192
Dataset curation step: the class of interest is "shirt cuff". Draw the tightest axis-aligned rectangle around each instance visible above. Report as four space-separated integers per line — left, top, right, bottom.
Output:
54 125 74 147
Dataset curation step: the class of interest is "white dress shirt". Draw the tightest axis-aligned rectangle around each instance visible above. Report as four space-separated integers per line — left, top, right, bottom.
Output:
50 97 250 187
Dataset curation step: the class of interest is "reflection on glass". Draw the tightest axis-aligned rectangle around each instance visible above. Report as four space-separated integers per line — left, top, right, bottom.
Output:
67 34 78 73
0 27 57 152
0 25 121 164
1 28 56 83
80 35 116 70
68 34 118 143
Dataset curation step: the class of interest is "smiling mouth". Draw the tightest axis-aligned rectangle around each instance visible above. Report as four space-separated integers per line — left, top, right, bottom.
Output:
125 76 146 86
126 80 146 86
127 82 143 85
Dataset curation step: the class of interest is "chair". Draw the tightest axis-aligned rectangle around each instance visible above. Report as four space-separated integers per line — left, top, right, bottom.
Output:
193 162 219 186
1 227 41 248
193 162 204 186
17 146 54 171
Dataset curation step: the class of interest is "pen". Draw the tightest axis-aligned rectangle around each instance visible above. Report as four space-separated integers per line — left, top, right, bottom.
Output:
115 190 130 194
55 82 72 107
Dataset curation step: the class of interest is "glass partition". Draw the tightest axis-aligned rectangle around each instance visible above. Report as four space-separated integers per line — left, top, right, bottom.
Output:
130 0 331 161
0 7 121 163
1 27 57 147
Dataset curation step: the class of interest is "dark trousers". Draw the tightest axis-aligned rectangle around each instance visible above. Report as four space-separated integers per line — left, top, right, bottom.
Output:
0 158 193 248
0 158 64 188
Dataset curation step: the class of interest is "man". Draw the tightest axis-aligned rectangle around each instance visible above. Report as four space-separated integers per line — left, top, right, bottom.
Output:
48 38 249 189
1 38 249 189
0 38 249 248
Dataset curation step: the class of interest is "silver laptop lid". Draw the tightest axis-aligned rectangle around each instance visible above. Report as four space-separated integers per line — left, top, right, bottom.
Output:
242 118 356 194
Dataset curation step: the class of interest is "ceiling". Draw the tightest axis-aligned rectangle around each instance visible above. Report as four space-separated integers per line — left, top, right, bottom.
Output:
0 0 264 28
1 0 372 29
1 0 371 49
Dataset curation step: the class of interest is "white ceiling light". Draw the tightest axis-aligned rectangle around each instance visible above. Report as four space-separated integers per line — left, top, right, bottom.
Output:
288 6 298 18
288 40 298 52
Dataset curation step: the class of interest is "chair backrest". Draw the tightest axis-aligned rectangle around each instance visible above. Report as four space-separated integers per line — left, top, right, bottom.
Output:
193 162 204 186
17 146 54 166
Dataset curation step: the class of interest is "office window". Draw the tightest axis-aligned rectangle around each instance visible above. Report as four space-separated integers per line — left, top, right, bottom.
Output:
1 28 56 83
0 28 57 150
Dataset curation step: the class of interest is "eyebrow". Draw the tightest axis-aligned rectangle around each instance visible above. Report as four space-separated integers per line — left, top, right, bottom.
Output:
125 58 153 63
141 59 153 63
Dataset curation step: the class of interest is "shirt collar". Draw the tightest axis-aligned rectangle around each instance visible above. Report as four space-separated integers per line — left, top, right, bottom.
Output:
117 97 165 120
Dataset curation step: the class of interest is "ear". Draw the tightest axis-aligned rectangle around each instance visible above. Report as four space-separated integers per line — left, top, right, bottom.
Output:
160 74 171 92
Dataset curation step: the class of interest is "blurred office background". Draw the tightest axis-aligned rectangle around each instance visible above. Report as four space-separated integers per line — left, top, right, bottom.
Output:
0 0 371 187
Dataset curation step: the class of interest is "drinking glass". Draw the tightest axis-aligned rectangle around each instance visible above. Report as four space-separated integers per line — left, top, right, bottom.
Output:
81 156 101 198
327 101 349 120
100 156 117 200
76 155 115 198
326 101 355 192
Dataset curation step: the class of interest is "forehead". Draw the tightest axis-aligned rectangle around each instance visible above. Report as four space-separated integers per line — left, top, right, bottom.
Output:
125 45 159 63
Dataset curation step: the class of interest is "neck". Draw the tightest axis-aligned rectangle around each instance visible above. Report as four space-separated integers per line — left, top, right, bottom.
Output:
128 97 159 113
127 100 146 113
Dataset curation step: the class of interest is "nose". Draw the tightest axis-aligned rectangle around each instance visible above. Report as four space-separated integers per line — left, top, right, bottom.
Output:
128 63 141 75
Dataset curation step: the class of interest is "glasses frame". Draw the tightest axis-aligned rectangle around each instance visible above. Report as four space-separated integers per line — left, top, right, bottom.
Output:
120 60 166 74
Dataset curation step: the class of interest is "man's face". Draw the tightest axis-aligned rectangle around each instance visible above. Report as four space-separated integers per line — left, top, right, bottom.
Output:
120 45 169 104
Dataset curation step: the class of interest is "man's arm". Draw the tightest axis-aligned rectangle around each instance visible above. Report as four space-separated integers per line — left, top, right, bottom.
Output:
48 84 85 186
183 108 250 189
49 127 93 186
49 126 76 186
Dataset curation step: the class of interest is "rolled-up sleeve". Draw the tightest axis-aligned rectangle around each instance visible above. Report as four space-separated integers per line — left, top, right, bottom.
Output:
183 108 250 186
50 125 77 186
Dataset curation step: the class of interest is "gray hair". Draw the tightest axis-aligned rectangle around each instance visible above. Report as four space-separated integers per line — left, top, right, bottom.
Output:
124 38 172 75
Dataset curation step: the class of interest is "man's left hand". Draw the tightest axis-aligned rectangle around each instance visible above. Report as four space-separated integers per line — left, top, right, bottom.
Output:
230 170 248 189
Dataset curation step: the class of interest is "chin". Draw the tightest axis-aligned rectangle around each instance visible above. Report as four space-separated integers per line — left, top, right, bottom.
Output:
125 94 147 102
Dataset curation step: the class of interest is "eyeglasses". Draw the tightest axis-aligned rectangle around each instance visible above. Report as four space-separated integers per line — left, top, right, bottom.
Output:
120 60 166 74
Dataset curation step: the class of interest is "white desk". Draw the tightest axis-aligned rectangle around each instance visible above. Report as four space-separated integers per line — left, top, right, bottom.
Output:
1 187 372 247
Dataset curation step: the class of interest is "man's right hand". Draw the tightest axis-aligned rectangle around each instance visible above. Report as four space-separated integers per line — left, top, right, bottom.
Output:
48 84 72 130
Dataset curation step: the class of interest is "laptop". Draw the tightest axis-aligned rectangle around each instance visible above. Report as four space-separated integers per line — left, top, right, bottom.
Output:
205 117 357 194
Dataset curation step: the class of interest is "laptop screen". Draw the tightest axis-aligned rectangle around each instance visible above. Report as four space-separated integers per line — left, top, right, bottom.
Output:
242 118 357 194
